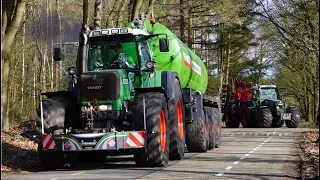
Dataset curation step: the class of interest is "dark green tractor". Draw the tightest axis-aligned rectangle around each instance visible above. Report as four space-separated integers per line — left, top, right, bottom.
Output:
224 83 302 128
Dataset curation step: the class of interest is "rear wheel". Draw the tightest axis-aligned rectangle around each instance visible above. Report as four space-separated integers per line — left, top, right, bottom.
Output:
186 110 209 152
132 93 170 167
213 108 222 148
168 79 185 160
285 106 301 128
258 108 273 128
205 107 215 150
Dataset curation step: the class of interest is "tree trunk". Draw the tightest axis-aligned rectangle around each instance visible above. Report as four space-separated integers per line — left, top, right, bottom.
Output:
1 0 28 132
131 0 143 21
83 0 89 25
94 0 102 29
146 0 155 18
225 34 231 85
106 0 123 27
180 0 187 43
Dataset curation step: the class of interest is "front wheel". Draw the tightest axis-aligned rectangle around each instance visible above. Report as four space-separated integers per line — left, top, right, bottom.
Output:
258 108 273 128
132 93 170 167
285 106 301 128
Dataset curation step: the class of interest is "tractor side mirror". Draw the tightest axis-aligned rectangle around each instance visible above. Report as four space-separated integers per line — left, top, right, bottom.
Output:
159 38 169 52
53 47 63 61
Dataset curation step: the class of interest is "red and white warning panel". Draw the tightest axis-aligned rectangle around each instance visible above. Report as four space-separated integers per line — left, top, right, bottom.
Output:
125 131 146 147
41 134 57 150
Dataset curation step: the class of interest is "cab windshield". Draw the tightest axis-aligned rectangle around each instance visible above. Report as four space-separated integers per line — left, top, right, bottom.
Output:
259 88 280 100
86 36 139 71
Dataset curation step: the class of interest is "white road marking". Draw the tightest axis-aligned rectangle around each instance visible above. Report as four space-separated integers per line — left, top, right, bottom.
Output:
256 147 260 148
216 173 224 176
243 133 246 136
267 133 270 136
279 133 282 136
71 171 85 176
249 151 254 153
226 166 233 170
285 133 288 136
233 161 239 164
50 178 58 180
245 154 250 156
240 157 246 160
259 145 262 146
262 143 265 144
253 148 257 151
231 133 234 136
255 133 257 136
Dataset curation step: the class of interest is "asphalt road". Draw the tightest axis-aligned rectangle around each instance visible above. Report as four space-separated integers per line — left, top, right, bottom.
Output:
4 127 305 180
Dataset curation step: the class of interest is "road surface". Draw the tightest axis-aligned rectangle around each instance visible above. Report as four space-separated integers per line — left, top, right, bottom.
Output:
4 127 305 180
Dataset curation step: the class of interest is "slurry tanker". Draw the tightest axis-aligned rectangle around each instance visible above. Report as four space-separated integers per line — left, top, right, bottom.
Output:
36 15 221 169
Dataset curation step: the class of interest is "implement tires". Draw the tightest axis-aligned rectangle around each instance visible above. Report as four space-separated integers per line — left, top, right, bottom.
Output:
132 92 170 167
168 79 185 160
258 108 273 128
285 106 301 128
185 111 209 153
213 108 222 148
205 107 215 150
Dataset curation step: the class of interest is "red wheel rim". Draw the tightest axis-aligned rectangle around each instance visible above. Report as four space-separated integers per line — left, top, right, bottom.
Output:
204 122 208 138
160 110 166 152
177 99 184 140
212 122 215 136
217 122 221 136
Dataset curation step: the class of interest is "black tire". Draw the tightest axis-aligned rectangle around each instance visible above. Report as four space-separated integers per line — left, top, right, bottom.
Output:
285 106 301 128
225 104 240 128
78 151 107 163
38 144 77 169
272 116 284 127
240 103 250 128
132 93 170 167
205 107 215 150
36 96 74 136
168 79 185 160
258 108 273 128
213 108 222 148
185 110 209 152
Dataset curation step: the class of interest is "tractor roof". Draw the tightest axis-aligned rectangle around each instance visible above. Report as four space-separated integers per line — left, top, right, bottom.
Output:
259 84 277 88
88 28 149 37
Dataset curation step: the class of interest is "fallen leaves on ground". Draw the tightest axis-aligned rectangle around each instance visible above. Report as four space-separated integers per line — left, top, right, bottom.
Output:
297 130 319 179
1 119 42 177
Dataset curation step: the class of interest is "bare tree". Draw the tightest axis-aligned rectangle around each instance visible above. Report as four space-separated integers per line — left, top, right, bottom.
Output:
94 0 102 29
1 0 28 132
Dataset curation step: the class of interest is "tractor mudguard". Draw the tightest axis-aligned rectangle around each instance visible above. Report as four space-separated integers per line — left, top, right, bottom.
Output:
41 91 74 98
161 71 179 99
135 87 167 98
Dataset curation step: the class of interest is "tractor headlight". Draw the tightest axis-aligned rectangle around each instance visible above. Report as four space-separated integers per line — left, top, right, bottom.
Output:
98 104 112 111
277 101 284 107
146 61 157 69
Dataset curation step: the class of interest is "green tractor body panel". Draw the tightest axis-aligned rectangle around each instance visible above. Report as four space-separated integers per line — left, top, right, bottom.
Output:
80 69 131 111
261 99 281 113
125 21 208 93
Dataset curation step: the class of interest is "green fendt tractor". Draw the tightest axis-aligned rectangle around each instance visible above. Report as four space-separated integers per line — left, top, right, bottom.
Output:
222 80 301 128
35 14 222 169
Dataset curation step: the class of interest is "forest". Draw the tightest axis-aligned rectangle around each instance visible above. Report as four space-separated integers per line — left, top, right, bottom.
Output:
1 0 319 132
